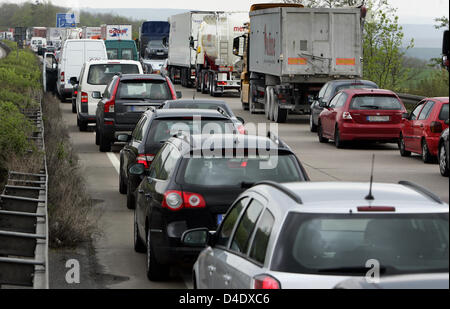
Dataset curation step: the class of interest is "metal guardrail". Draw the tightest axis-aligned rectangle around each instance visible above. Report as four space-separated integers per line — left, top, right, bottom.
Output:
397 93 426 108
0 100 49 289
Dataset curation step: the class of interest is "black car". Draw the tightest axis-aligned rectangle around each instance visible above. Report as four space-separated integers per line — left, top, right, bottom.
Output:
129 133 309 281
161 99 246 133
144 39 168 60
95 74 181 152
119 108 241 209
438 123 449 177
310 79 378 132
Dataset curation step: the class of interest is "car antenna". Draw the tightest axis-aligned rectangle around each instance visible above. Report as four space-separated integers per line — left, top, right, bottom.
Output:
365 154 375 200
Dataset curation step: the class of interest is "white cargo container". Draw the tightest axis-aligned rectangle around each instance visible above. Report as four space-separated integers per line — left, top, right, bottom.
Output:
82 27 102 39
195 12 248 96
101 25 132 41
167 11 217 87
237 5 364 122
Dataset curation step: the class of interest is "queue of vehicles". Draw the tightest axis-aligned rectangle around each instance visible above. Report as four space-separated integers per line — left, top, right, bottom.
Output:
36 4 448 289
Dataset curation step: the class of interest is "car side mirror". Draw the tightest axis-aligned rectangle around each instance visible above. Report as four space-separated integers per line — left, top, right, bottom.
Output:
117 134 131 142
402 112 409 119
236 116 245 124
181 228 210 247
92 91 102 99
69 77 78 85
176 91 182 99
52 63 57 70
129 163 145 176
319 100 327 108
189 36 195 49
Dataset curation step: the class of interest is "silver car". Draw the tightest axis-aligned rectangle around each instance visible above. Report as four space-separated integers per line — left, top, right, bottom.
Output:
182 181 449 289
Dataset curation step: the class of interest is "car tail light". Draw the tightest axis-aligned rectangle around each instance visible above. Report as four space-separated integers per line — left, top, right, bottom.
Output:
60 71 65 82
237 124 246 135
104 98 115 113
217 81 227 86
81 92 88 103
166 77 177 100
430 121 443 133
357 206 396 212
74 90 78 95
342 112 353 120
162 190 206 211
136 154 155 169
253 275 281 289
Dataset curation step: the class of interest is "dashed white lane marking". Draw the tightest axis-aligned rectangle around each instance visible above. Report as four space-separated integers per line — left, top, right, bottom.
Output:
106 152 120 175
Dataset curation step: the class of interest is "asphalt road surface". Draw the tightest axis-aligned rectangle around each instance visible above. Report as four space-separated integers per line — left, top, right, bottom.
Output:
58 84 449 289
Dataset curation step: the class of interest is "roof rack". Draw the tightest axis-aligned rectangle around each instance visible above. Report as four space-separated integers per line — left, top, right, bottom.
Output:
254 181 303 204
398 181 443 204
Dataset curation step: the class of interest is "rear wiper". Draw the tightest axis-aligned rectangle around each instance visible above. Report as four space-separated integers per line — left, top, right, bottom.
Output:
360 105 380 109
318 266 386 274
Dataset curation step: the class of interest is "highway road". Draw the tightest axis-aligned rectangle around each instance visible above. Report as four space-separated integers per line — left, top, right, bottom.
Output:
59 85 449 289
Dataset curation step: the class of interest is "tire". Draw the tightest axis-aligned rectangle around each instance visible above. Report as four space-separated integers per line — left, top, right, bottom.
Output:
72 99 76 113
78 117 88 132
95 125 100 145
146 228 170 281
399 134 411 157
334 127 344 149
241 85 249 111
310 114 318 132
439 143 449 176
318 122 329 143
201 71 209 94
264 88 270 119
422 139 433 163
249 82 256 114
126 178 136 210
99 129 111 152
274 104 288 123
119 156 127 194
134 210 146 253
269 88 276 121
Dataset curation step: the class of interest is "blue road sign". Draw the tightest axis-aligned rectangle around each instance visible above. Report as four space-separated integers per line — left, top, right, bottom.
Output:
56 13 76 28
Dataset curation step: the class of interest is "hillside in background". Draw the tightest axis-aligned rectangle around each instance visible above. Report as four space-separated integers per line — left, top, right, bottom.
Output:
85 8 190 21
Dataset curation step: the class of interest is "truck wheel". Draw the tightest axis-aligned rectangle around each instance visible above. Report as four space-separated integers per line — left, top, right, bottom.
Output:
274 107 288 123
269 88 276 121
264 87 271 119
201 72 209 94
196 70 202 92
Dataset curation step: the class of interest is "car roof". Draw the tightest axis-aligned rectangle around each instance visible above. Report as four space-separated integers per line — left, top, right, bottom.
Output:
151 108 231 119
251 181 449 214
119 74 166 81
341 88 397 96
164 99 227 105
328 79 378 87
427 97 449 103
87 59 141 65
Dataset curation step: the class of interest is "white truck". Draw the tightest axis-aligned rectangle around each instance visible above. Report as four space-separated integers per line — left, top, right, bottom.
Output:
81 27 102 39
195 12 248 96
167 11 217 87
101 25 132 41
236 4 364 122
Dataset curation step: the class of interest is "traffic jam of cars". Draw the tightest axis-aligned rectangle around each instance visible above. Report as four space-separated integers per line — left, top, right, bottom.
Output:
36 4 449 290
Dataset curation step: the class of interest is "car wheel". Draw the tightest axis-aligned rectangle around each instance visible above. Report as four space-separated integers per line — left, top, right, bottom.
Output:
146 228 169 281
310 114 318 132
134 210 146 253
95 125 100 145
78 118 88 132
126 178 136 210
422 139 433 163
99 130 111 152
398 135 411 157
72 99 76 113
119 156 127 194
334 127 344 149
439 143 449 176
318 122 329 143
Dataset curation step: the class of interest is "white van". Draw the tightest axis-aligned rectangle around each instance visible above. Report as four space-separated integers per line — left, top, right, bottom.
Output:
30 37 47 53
57 39 107 101
73 60 144 131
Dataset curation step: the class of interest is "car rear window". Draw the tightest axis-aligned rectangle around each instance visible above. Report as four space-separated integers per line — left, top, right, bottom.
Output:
87 64 139 85
335 84 377 93
107 49 118 60
350 95 403 110
117 80 171 100
122 49 134 60
439 104 449 121
182 155 302 186
166 102 233 117
272 213 449 276
146 118 236 145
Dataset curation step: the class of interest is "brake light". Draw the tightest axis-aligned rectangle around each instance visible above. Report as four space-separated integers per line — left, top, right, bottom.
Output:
81 92 88 103
162 190 206 211
74 90 78 95
342 112 353 120
253 275 281 289
136 154 155 169
104 98 115 113
61 71 65 82
217 81 227 86
357 206 396 212
166 77 177 100
430 121 443 133
237 124 246 135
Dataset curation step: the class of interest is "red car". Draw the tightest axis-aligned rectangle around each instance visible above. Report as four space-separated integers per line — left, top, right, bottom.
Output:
318 89 407 148
399 97 449 163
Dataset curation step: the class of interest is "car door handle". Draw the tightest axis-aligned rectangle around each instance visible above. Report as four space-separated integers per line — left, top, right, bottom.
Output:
207 265 216 275
223 274 232 285
145 193 152 199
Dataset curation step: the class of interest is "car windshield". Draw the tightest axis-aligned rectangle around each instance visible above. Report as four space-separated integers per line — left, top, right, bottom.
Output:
439 104 449 120
350 95 403 110
272 213 449 276
122 49 133 60
148 40 166 48
107 49 118 59
182 155 302 186
117 80 171 100
146 118 236 145
166 102 233 117
87 64 139 85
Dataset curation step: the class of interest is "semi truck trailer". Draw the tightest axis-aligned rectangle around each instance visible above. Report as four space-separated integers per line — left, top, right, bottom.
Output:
235 4 364 123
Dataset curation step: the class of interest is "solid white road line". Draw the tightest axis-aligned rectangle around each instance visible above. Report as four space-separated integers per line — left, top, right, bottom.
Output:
106 152 120 175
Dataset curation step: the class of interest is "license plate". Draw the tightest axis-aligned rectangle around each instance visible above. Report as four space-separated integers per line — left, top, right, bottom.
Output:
217 214 224 226
129 106 149 112
367 115 390 122
157 52 164 55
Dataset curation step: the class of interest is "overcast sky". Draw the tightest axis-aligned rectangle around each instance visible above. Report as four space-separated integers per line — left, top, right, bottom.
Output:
2 0 449 24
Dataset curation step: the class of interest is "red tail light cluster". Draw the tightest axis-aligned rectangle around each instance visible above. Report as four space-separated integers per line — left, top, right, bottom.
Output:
162 190 206 211
217 81 227 86
342 112 353 120
430 121 443 133
253 275 280 289
104 98 115 113
81 92 88 103
60 71 65 82
136 154 155 169
237 124 246 135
